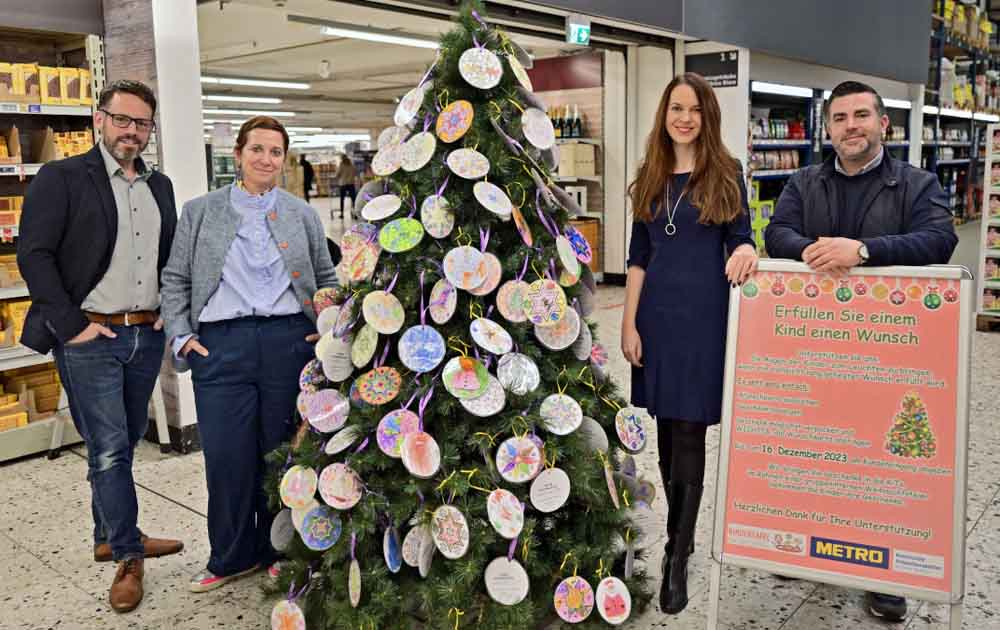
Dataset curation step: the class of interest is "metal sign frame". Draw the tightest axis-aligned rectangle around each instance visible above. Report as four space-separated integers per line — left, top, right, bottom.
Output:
707 260 973 630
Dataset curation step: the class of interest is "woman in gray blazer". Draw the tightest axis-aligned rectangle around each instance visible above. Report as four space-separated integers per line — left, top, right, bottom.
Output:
161 116 337 592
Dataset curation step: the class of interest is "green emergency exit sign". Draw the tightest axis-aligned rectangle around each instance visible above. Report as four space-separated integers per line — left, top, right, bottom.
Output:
566 14 591 46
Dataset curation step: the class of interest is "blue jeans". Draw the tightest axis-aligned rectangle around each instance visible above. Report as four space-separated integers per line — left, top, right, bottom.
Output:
190 314 314 576
53 324 165 562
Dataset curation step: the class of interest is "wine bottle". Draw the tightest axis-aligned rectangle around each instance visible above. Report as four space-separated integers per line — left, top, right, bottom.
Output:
573 104 583 138
563 105 573 138
554 106 563 138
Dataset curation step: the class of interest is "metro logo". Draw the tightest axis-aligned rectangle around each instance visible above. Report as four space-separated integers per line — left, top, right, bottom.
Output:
809 537 890 569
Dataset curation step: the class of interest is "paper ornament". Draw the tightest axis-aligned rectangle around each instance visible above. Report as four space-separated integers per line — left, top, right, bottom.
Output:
394 84 426 127
372 142 403 176
470 317 514 355
377 125 409 149
495 435 543 484
523 279 567 327
418 526 436 578
507 37 534 69
344 242 381 284
447 148 490 179
436 99 474 143
605 461 620 509
512 206 533 246
313 287 341 315
421 194 455 239
379 217 424 254
556 235 582 278
355 181 383 217
362 291 405 335
628 501 659 549
551 185 584 216
443 245 488 291
399 325 447 373
534 305 581 351
496 280 531 323
579 416 609 453
595 577 632 625
270 509 295 552
484 557 530 606
280 465 317 510
540 393 583 435
637 480 657 505
429 278 458 324
300 504 342 551
384 527 403 573
324 426 363 456
351 323 378 368
401 131 436 172
508 54 533 91
299 358 329 392
355 366 402 406
540 144 560 171
496 352 541 396
442 356 490 399
558 268 579 289
554 576 595 623
474 181 514 219
487 488 524 539
459 46 503 89
516 85 545 110
316 304 343 337
362 193 402 222
291 498 319 534
573 322 593 361
431 505 470 559
522 107 555 150
377 408 421 458
615 407 648 453
318 334 354 383
298 388 349 433
459 375 506 418
271 600 306 630
402 525 427 567
527 166 557 208
319 462 363 510
349 558 361 608
530 467 571 513
490 116 525 156
469 252 503 296
401 431 442 479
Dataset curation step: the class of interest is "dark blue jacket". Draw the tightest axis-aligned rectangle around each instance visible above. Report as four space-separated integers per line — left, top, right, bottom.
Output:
765 151 957 266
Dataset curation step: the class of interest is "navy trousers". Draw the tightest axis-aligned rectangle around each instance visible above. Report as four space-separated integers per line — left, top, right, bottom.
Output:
190 314 314 576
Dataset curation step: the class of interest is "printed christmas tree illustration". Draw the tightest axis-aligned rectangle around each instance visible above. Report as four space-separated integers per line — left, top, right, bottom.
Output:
884 391 937 459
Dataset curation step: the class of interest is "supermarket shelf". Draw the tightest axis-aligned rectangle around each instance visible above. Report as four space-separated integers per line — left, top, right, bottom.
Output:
936 159 971 167
0 286 29 300
0 345 53 371
750 169 796 180
0 163 42 177
553 175 602 183
555 138 601 146
0 410 79 463
578 212 603 220
751 139 810 149
823 141 910 149
986 249 1000 257
985 279 1000 289
924 141 972 148
0 101 92 117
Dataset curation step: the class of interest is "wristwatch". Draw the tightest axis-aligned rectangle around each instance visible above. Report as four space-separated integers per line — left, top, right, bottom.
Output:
857 243 870 265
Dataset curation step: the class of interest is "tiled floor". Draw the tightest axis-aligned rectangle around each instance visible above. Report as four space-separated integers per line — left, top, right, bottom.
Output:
1 202 996 629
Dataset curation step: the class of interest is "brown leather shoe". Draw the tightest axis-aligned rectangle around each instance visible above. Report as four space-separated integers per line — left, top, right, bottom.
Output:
109 558 144 613
94 535 184 562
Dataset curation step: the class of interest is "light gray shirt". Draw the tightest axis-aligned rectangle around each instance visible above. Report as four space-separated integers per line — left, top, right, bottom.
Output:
835 146 884 177
81 143 162 314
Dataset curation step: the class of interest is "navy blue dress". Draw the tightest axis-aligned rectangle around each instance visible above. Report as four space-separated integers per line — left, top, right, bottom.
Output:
628 172 754 425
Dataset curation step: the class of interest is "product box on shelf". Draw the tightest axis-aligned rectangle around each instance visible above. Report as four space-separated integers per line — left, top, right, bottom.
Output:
0 125 21 165
0 63 21 100
17 64 40 103
558 142 596 178
78 68 92 105
0 254 23 288
39 67 62 105
59 68 80 106
0 364 62 420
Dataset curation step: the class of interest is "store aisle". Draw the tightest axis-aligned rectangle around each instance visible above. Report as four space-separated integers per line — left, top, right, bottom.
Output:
1 287 998 629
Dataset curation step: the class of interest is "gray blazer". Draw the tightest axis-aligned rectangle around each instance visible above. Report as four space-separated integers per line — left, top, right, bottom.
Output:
160 185 337 371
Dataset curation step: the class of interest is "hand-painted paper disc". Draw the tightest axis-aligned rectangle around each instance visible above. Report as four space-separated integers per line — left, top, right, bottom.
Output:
579 416 609 453
522 107 555 150
443 246 488 290
495 436 543 484
554 576 595 623
280 465 318 510
429 278 458 324
469 252 503 296
316 304 343 337
399 324 447 373
362 193 402 222
345 243 381 284
377 408 420 458
508 54 533 91
349 558 361 608
270 509 295 552
299 358 329 392
394 84 426 127
605 462 620 509
496 280 531 323
291 498 319 534
318 333 354 382
459 375 506 418
300 505 343 550
470 317 513 355
351 323 378 368
402 525 427 567
356 366 402 405
540 393 583 435
340 222 378 261
596 577 632 625
319 462 363 510
313 287 341 315
558 269 578 288
523 279 567 327
372 142 403 176
534 305 580 351
436 99 474 143
557 235 581 278
401 131 436 172
474 181 513 219
271 600 306 630
486 488 524 539
401 431 441 479
530 467 571 513
497 352 540 396
512 206 533 246
447 148 490 179
421 195 455 239
378 217 424 253
615 407 648 453
442 356 489 399
459 47 503 89
362 290 405 334
564 224 593 264
431 505 470 559
378 125 409 149
485 557 530 606
297 388 349 433
384 527 403 573
324 426 362 455
418 525 436 577
573 322 593 361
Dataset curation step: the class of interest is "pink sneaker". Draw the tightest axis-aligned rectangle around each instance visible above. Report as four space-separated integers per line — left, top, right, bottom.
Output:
188 565 259 593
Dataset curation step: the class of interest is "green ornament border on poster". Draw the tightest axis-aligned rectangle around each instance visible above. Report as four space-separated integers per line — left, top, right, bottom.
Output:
707 260 974 630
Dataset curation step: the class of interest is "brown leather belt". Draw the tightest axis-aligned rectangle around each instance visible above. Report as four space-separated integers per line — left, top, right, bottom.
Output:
84 310 158 327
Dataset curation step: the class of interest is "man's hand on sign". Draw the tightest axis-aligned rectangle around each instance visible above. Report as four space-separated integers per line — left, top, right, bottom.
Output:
802 237 862 275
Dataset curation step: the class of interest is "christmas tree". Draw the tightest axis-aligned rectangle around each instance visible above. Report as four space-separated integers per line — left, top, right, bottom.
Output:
264 3 652 628
884 391 937 459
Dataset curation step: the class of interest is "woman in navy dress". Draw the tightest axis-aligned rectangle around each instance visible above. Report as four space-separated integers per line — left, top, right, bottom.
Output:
621 73 757 614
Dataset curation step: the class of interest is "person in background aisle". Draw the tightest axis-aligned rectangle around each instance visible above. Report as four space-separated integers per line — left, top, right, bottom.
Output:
299 153 315 203
17 79 183 614
333 152 357 218
765 81 957 622
160 116 337 593
621 73 758 615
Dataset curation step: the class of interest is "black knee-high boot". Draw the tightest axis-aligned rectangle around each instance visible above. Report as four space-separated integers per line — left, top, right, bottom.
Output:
661 481 703 614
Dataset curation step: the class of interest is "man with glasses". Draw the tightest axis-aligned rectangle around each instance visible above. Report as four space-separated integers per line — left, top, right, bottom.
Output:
18 80 183 613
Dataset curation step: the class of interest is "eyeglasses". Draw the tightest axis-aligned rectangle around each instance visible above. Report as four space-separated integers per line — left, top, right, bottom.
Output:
99 109 156 132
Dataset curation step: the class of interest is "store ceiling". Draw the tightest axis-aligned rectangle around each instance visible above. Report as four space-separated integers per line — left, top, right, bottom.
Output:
196 0 568 134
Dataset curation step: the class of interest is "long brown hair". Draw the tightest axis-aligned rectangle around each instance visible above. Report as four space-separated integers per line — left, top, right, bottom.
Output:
628 73 742 225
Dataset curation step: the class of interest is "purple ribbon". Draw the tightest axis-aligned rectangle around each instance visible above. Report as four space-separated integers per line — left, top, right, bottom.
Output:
516 253 530 282
471 10 488 29
332 295 358 340
420 256 445 277
375 341 392 368
507 537 518 561
437 175 450 198
420 271 427 325
417 57 437 89
423 114 433 133
288 569 312 602
402 390 419 411
409 195 418 219
418 385 435 432
354 437 369 455
479 227 490 253
548 259 557 281
386 272 399 294
351 531 357 561
535 190 560 238
473 34 481 49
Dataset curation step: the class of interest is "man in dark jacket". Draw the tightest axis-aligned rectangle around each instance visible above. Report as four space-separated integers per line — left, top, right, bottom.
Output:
17 80 183 614
300 153 315 202
765 81 957 622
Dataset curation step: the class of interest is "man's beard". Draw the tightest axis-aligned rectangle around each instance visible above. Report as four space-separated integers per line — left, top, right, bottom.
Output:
104 135 147 161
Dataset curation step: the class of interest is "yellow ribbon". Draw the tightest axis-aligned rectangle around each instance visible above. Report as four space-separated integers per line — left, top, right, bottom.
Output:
559 552 573 573
437 88 450 110
469 301 484 320
436 470 457 491
447 337 472 357
512 416 530 440
473 431 498 447
622 489 631 508
461 468 492 494
455 226 473 247
595 558 606 580
601 395 622 411
448 608 465 630
545 451 557 469
577 366 597 393
522 537 530 562
625 528 632 547
531 259 546 281
556 366 568 395
507 98 525 114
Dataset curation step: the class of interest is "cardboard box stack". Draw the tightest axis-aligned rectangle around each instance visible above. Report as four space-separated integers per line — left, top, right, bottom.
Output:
1 298 30 346
0 380 28 432
0 253 22 287
557 141 597 177
54 129 93 158
0 363 62 420
0 125 21 164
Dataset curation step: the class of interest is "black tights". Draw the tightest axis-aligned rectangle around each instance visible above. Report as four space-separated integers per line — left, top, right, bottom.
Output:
657 418 707 486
